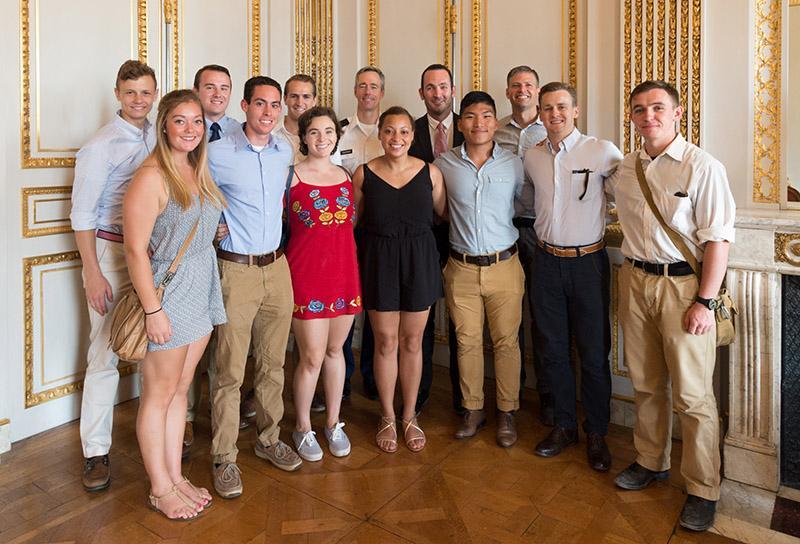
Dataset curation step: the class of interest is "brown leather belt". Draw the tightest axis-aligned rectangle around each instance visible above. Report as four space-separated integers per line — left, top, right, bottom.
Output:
537 239 605 258
449 245 517 266
96 229 123 243
217 248 284 267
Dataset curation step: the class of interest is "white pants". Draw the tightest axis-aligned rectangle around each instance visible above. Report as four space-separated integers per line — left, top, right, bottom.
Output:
79 238 132 458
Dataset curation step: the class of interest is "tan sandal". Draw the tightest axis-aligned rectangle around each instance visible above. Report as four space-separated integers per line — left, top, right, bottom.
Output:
376 416 398 453
175 476 212 508
147 487 202 521
401 417 426 452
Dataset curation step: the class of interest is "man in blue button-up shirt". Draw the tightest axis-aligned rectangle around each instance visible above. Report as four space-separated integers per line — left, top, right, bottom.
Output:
71 60 157 494
207 76 302 498
434 91 525 448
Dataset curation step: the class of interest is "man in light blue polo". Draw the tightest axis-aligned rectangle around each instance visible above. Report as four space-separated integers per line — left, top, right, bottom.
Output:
208 76 302 499
434 91 526 448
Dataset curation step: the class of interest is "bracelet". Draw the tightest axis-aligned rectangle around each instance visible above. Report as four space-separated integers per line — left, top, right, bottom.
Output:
144 307 163 316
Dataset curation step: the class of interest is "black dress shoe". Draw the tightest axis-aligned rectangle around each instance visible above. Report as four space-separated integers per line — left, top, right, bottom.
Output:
679 495 716 532
539 395 555 427
614 462 670 490
586 432 611 472
534 426 578 457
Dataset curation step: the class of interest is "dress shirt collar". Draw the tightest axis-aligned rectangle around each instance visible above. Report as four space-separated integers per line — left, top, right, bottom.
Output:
113 110 150 137
427 112 453 131
235 124 286 152
457 141 502 164
506 114 543 131
639 133 687 163
546 127 582 154
353 114 379 136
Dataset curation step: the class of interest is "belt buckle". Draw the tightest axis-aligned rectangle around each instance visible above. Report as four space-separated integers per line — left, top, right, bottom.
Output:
477 255 489 266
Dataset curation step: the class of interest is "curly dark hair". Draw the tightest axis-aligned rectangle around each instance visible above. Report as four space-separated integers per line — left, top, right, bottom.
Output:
297 106 341 156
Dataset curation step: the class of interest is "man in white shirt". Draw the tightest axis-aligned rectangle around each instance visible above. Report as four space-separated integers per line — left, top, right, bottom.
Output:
495 65 552 425
608 80 735 532
524 82 622 472
71 60 157 492
335 66 385 174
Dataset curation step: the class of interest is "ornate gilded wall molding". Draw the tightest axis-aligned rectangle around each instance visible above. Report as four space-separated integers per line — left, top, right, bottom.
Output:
21 186 73 238
0 419 9 427
622 0 701 153
295 0 334 106
567 0 577 87
471 0 484 90
775 233 800 267
20 0 147 169
752 0 781 204
251 0 260 76
367 0 378 67
23 252 137 408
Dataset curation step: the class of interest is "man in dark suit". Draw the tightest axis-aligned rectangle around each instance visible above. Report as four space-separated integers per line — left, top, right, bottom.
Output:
408 64 464 415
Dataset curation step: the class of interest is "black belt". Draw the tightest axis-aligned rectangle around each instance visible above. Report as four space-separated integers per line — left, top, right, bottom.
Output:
450 245 517 266
512 217 535 229
627 258 695 276
217 248 284 267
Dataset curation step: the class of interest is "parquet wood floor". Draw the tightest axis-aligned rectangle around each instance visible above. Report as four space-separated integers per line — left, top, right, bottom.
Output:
0 364 742 543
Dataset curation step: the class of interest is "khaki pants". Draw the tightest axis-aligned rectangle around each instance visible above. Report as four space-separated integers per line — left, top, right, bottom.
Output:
211 256 293 464
443 254 524 412
619 260 720 501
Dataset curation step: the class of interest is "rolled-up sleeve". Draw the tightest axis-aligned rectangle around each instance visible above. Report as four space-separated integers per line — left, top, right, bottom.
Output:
70 143 111 231
694 159 736 244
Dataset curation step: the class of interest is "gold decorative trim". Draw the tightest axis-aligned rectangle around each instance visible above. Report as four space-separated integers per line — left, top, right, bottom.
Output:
367 0 378 67
623 0 632 153
568 0 577 87
20 0 147 169
22 186 73 238
752 0 781 203
691 0 701 144
791 0 800 7
443 0 457 69
23 251 137 407
605 222 624 248
611 264 628 378
251 0 260 76
669 0 677 84
680 0 689 137
470 0 484 91
0 419 9 427
171 0 179 89
645 0 654 78
295 0 334 107
657 0 665 80
775 233 800 267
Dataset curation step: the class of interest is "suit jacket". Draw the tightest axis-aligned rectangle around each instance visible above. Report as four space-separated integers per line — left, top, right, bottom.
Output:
409 113 464 163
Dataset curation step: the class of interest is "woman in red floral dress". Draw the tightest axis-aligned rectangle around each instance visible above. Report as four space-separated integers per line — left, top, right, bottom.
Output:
286 107 361 462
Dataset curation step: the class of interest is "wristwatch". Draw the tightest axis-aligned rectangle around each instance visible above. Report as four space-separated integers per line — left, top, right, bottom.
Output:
695 296 719 311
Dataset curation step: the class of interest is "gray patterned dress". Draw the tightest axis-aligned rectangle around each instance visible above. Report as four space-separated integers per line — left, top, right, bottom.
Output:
147 195 226 351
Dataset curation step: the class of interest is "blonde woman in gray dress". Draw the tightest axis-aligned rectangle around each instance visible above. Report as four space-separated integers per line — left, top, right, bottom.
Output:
124 90 226 520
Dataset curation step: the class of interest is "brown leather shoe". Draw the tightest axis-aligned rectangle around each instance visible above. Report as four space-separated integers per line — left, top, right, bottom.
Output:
454 409 486 439
586 432 611 472
534 426 578 457
82 455 110 492
496 411 517 448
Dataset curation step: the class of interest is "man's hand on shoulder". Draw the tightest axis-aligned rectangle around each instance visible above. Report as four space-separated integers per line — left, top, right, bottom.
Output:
683 302 715 336
84 270 113 316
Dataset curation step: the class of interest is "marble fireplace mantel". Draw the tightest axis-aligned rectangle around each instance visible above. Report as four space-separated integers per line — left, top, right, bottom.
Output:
724 210 800 492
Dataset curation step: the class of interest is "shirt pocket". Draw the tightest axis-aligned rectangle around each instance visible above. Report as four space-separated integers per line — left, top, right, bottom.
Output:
570 170 598 201
658 192 693 233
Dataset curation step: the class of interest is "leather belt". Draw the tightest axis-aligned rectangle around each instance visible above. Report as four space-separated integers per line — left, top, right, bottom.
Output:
512 217 535 229
627 258 694 277
96 229 123 243
449 245 517 266
537 239 605 258
217 248 284 267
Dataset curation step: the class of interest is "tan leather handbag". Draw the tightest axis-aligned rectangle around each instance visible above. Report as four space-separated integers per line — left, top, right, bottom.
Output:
634 157 736 347
108 217 200 361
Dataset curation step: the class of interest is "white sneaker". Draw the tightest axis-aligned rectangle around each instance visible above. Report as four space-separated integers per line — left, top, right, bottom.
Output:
292 430 323 462
324 422 351 457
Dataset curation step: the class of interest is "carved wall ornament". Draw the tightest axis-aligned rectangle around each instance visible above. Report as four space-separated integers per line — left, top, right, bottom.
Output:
775 233 800 267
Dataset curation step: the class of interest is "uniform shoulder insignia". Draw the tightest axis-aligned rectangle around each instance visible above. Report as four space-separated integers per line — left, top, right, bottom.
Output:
339 119 350 128
535 138 547 147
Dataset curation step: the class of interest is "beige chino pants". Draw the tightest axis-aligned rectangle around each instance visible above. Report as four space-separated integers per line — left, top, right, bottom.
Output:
618 260 721 501
443 254 524 412
211 256 293 465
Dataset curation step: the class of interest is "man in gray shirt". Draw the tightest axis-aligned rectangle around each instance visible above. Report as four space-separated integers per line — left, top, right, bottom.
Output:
435 91 525 448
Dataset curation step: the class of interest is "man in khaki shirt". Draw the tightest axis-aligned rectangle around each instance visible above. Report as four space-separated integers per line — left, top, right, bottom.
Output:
607 80 736 532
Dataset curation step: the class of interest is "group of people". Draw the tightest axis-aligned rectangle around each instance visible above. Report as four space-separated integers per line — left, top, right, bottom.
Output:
71 58 735 532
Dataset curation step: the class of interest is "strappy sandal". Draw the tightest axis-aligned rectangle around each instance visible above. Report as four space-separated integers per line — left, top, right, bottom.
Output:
376 416 398 453
147 487 202 521
401 417 426 453
175 476 212 508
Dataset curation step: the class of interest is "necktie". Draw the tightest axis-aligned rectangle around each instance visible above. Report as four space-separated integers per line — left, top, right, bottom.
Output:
209 122 221 142
434 121 448 159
